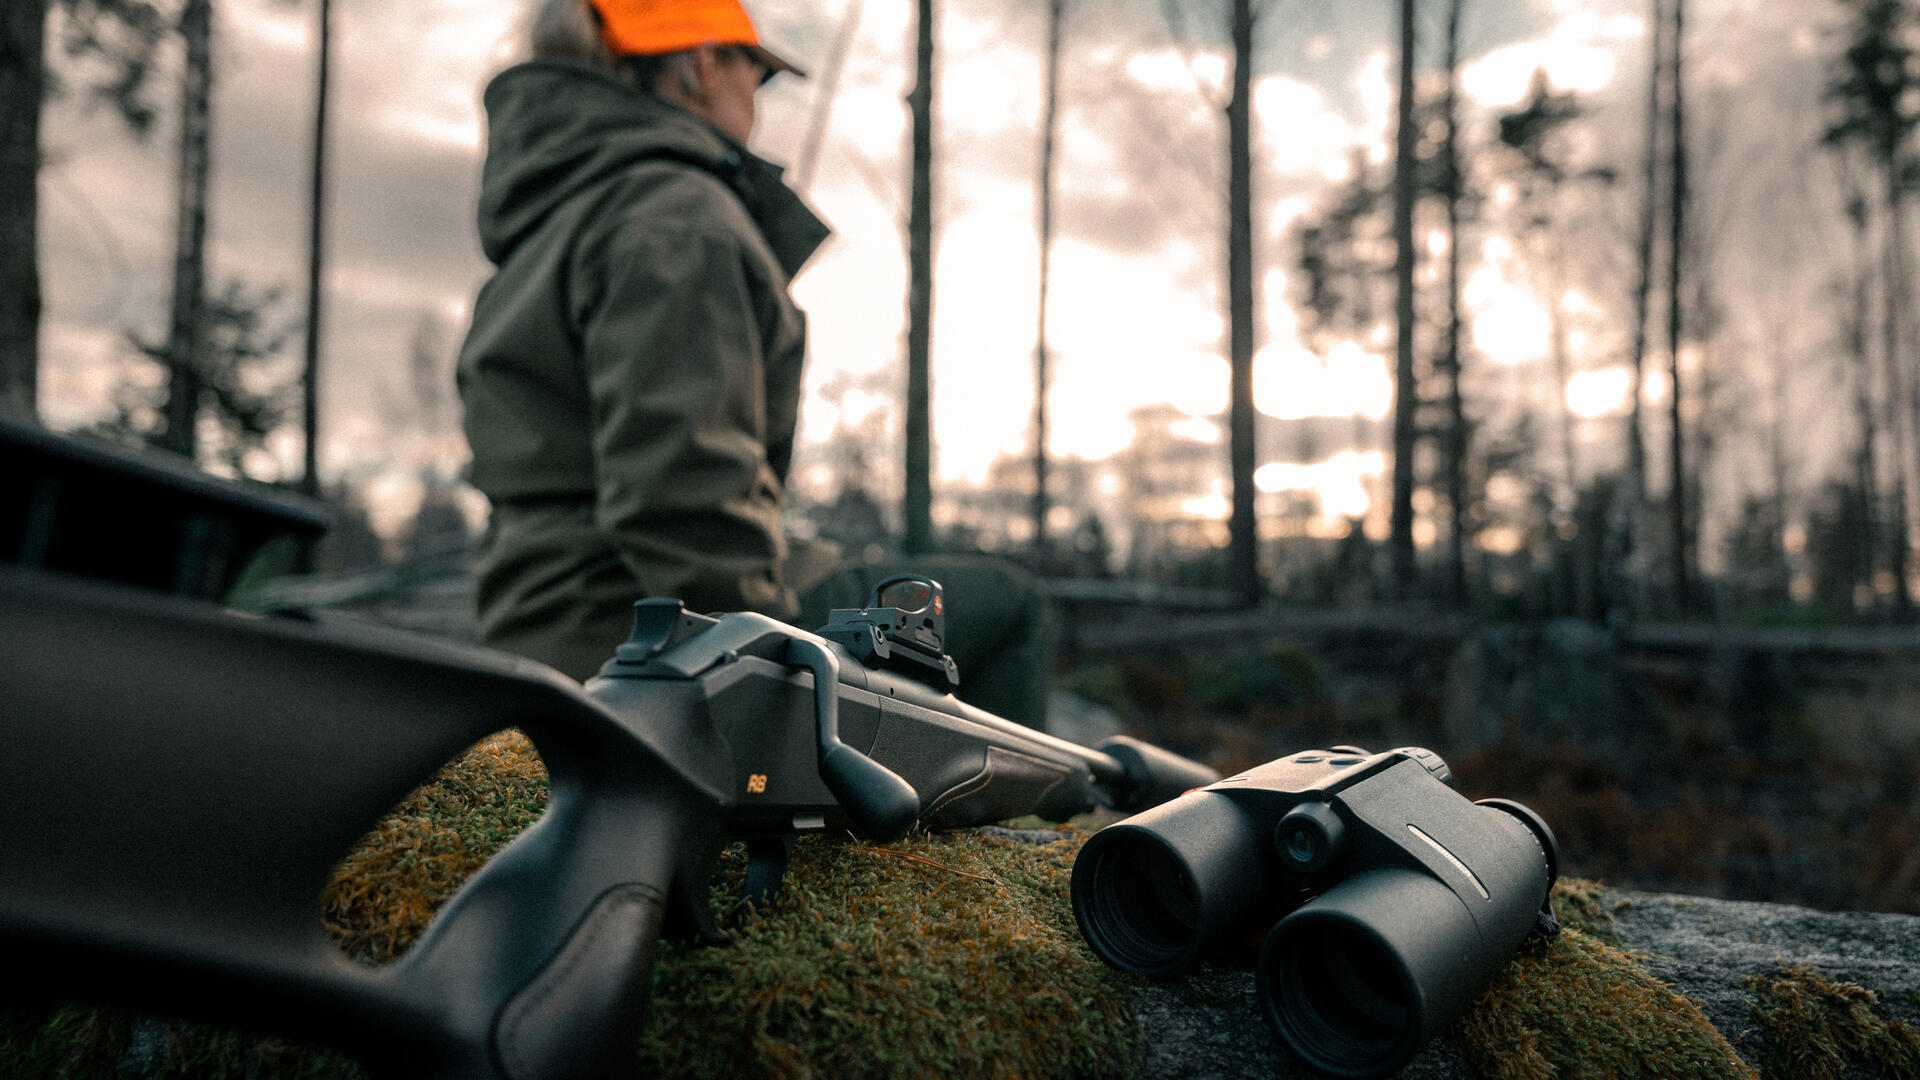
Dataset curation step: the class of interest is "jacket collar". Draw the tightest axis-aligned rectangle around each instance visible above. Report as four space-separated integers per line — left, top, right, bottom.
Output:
479 60 830 276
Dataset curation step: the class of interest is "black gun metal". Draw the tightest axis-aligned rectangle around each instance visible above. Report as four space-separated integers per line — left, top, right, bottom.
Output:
0 565 1217 1079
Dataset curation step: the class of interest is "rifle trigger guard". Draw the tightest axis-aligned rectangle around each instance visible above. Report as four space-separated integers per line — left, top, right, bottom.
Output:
784 638 921 843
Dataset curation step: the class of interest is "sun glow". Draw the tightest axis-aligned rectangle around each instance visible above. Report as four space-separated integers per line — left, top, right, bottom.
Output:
1566 367 1632 418
1253 342 1393 420
1468 271 1550 366
1256 450 1387 525
1181 482 1230 521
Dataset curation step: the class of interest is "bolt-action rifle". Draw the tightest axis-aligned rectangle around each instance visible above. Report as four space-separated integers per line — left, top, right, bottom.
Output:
0 561 1216 1080
0 447 1228 1080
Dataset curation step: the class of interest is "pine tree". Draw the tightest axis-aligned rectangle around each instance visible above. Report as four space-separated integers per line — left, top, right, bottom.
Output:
0 0 166 416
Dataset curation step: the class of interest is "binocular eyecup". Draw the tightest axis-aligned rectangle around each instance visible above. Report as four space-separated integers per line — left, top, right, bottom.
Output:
1071 748 1558 1079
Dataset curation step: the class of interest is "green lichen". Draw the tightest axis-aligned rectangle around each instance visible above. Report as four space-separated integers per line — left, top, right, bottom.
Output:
0 1005 136 1079
2 735 1135 1080
1743 964 1920 1079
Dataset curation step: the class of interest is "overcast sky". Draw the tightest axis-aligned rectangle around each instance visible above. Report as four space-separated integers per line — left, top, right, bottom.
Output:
34 0 1849 539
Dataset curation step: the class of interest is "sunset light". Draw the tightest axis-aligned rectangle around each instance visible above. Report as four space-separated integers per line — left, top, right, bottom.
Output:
18 10 1917 1037
1567 367 1633 419
1254 341 1393 422
22 0 1880 608
1256 450 1387 525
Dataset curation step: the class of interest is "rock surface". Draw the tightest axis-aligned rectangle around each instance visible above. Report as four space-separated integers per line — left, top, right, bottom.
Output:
1130 963 1473 1080
1131 892 1920 1078
1616 891 1920 1071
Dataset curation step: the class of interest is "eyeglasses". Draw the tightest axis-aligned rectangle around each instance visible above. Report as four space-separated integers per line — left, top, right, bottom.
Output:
720 46 776 87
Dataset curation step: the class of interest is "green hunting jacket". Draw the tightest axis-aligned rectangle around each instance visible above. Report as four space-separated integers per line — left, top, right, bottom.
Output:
458 59 829 680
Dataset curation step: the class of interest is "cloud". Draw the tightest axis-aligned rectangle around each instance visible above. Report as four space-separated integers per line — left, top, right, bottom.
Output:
1254 75 1361 180
1459 1 1640 107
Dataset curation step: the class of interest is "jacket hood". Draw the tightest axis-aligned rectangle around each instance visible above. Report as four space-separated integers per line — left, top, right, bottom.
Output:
475 60 828 276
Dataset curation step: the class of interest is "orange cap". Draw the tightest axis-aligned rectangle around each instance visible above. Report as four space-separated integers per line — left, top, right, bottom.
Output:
588 0 805 78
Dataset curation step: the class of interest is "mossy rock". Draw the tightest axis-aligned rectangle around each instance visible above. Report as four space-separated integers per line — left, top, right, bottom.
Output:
635 831 1135 1080
0 735 1810 1078
1451 928 1755 1080
1744 964 1920 1079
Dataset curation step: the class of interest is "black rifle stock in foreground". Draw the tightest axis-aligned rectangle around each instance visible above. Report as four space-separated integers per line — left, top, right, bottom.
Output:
0 565 1216 1080
1072 746 1560 1078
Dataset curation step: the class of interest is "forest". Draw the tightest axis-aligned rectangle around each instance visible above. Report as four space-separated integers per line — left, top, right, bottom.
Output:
4 0 1919 628
5 0 1920 922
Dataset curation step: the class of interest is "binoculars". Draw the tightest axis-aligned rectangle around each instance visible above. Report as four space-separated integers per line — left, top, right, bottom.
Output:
1071 746 1558 1078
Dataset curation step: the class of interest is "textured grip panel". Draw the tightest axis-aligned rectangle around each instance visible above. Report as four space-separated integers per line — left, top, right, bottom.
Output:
494 884 668 1080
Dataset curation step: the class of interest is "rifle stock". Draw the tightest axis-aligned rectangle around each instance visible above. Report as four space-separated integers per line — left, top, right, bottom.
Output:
0 569 1216 1078
0 567 720 1077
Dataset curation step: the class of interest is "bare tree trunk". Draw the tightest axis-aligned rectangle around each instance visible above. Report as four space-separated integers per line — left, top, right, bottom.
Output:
1664 0 1692 612
1546 242 1595 617
1031 0 1065 570
1548 254 1577 502
1767 329 1791 605
1844 183 1883 613
300 0 332 502
904 0 936 554
1441 0 1468 605
1226 0 1259 606
0 0 45 417
1389 0 1418 598
1882 168 1914 615
1606 0 1665 623
160 0 213 461
1626 0 1663 509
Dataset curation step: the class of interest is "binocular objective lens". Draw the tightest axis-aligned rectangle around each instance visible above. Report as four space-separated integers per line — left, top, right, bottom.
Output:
1082 832 1199 971
1145 853 1199 926
1269 921 1412 1073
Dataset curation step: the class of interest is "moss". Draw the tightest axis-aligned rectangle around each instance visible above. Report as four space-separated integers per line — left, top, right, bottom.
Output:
0 1004 136 1079
0 1004 366 1080
1058 663 1133 720
1548 876 1633 945
1743 964 1920 1079
0 732 547 1079
1450 930 1757 1080
634 830 1137 1080
323 729 549 963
